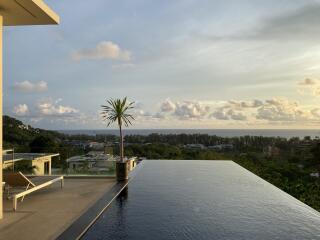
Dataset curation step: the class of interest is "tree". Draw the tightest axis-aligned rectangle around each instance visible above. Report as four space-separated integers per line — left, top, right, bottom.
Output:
311 143 320 171
101 97 134 162
29 135 58 153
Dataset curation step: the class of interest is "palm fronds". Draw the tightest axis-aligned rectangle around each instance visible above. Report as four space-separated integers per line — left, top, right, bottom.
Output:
101 97 135 162
101 97 135 127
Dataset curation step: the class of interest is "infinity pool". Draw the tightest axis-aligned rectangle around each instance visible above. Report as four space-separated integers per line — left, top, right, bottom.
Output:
83 160 320 240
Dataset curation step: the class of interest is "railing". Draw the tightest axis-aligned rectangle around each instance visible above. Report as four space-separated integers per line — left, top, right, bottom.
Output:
52 160 116 177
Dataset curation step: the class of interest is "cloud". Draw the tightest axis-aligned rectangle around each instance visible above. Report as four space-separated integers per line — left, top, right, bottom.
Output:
31 99 90 126
155 97 318 124
160 99 176 112
313 87 320 96
202 4 320 42
211 108 247 121
227 110 247 121
256 98 311 122
111 63 135 69
72 41 131 61
13 104 29 116
13 81 48 93
105 97 320 126
297 78 320 96
158 99 211 120
298 78 317 85
251 4 320 41
211 110 229 120
37 100 79 117
311 108 320 118
227 99 263 109
173 101 210 119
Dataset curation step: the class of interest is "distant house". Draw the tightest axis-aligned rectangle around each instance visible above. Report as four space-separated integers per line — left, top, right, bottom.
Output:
310 172 320 178
263 146 280 157
67 151 115 172
67 152 137 173
127 158 137 171
208 144 234 151
63 140 90 149
88 142 106 151
3 149 59 175
184 144 206 150
297 140 314 152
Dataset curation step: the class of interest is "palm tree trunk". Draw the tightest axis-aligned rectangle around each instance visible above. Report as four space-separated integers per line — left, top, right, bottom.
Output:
119 123 124 162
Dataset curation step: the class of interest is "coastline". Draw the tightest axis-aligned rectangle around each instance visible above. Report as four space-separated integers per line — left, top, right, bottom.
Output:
58 129 320 139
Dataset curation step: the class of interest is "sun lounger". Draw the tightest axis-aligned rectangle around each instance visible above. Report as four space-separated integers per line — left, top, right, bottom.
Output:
3 171 64 211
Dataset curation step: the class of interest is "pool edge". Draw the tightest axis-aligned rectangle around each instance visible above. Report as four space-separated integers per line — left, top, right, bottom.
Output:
56 161 145 240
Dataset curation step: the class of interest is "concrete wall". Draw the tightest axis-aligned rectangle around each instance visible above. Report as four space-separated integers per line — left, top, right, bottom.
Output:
3 157 52 175
127 159 136 171
32 156 52 175
3 161 14 170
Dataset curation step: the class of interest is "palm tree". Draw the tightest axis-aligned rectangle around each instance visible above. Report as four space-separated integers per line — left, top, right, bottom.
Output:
101 97 134 162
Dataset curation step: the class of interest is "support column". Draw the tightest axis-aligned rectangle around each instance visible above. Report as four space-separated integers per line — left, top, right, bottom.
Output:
0 15 3 220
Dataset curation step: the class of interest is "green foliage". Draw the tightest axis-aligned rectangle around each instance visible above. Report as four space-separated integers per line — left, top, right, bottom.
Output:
29 135 59 153
101 97 135 161
3 115 320 211
3 115 63 151
3 115 85 168
101 97 135 127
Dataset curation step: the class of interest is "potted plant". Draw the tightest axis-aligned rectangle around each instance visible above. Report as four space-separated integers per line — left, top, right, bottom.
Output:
101 97 134 181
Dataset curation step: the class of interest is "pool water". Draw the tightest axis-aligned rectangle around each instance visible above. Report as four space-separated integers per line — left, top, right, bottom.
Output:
83 160 320 240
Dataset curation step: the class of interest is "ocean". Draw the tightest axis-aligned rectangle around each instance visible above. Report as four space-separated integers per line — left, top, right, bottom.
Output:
59 129 320 139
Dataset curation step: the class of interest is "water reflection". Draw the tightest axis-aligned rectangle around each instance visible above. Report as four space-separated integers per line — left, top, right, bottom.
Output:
84 161 320 240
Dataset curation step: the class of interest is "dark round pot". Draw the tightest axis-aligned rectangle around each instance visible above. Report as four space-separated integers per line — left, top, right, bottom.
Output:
116 161 129 181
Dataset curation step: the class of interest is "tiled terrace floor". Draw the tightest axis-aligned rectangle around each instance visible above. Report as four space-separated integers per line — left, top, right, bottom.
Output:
0 178 116 240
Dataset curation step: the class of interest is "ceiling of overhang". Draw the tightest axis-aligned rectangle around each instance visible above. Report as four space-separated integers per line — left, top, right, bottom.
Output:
0 0 59 26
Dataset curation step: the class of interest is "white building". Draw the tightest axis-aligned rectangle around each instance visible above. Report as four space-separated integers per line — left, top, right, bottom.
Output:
67 152 117 173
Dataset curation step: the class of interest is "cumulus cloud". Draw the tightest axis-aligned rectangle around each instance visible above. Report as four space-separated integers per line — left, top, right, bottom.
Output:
13 104 29 116
228 110 247 121
173 101 210 119
211 110 229 120
211 108 247 121
228 99 263 109
13 81 48 93
72 41 131 61
160 99 176 112
313 87 320 96
297 78 320 96
311 108 320 118
37 100 79 117
124 98 320 125
158 99 211 119
298 78 317 85
159 99 210 119
256 98 311 122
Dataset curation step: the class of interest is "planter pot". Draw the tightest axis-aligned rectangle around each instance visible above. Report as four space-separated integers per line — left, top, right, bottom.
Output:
116 161 129 181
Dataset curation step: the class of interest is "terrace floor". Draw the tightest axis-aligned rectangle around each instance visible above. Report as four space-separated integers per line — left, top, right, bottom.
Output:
0 178 116 240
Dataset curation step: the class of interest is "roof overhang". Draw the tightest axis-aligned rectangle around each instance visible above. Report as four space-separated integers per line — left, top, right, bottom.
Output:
0 0 59 26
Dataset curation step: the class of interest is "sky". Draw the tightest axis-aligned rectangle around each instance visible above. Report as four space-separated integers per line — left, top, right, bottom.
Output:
3 0 320 130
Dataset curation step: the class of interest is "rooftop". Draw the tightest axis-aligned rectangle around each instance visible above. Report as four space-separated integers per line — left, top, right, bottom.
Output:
0 178 116 240
3 153 59 162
